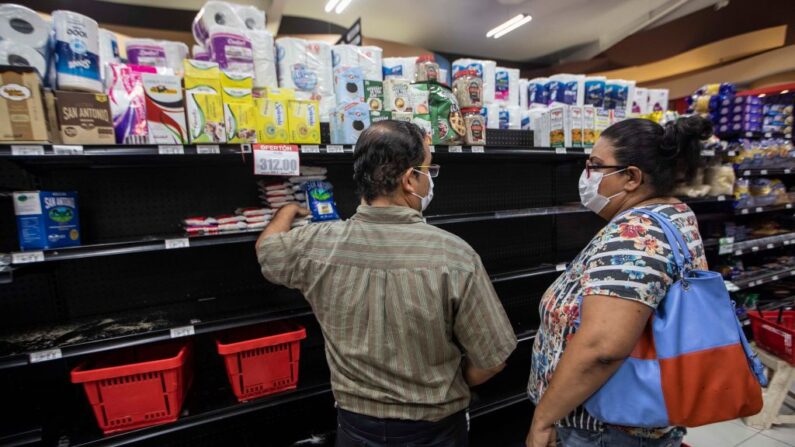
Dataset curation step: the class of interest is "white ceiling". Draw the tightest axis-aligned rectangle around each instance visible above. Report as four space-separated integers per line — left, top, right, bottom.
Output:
101 0 722 62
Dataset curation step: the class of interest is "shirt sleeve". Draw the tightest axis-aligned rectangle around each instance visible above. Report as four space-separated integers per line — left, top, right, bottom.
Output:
581 211 677 309
256 226 312 290
453 254 518 369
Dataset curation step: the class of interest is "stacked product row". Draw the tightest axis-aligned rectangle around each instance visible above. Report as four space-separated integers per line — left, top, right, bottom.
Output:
689 83 794 138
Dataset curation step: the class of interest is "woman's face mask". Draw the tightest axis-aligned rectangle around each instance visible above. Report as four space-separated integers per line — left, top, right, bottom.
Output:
579 168 627 214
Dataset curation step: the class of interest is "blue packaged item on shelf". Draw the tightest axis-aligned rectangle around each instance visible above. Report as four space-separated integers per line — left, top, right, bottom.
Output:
584 77 605 107
304 181 340 222
13 191 81 250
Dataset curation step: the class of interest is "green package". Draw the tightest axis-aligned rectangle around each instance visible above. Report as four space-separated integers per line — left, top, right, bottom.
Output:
370 110 392 123
429 83 465 145
364 80 383 112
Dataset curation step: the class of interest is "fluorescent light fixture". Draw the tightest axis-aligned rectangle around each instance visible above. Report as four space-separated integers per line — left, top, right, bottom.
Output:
782 89 790 94
759 93 766 98
324 0 340 13
486 14 525 38
335 0 353 14
493 14 532 38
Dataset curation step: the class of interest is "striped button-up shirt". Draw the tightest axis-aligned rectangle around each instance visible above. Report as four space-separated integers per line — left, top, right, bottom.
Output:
257 205 517 422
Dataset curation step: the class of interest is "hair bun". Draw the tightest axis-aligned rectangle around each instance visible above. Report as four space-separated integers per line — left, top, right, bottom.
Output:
660 115 713 160
676 115 713 141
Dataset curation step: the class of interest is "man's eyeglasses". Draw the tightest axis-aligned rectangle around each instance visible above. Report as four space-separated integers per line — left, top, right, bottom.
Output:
585 161 627 179
415 164 440 178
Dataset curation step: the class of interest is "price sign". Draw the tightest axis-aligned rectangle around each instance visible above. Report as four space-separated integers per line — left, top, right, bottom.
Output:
53 145 83 155
760 170 768 175
743 170 751 176
11 145 45 156
755 207 763 213
301 145 320 153
555 263 567 272
428 145 436 153
326 145 345 153
766 243 775 249
718 237 735 255
785 169 792 174
555 147 567 154
727 150 737 157
584 148 593 155
253 144 300 176
702 149 715 157
724 281 740 292
772 275 780 281
741 208 749 215
11 251 44 264
170 325 195 339
717 195 727 201
158 145 184 155
471 146 485 153
29 348 62 364
449 146 463 153
196 145 220 154
165 238 190 250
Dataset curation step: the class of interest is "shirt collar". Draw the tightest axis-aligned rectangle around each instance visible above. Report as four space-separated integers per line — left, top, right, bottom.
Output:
352 205 424 224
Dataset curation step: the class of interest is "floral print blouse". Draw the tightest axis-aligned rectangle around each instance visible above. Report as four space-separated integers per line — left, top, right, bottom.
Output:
527 203 707 436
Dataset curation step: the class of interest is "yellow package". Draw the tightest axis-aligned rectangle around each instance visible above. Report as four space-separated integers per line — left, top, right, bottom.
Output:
221 71 257 143
183 60 226 143
288 99 320 144
255 98 289 143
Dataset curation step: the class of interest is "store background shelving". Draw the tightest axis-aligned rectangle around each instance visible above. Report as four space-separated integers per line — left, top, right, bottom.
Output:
2 130 795 446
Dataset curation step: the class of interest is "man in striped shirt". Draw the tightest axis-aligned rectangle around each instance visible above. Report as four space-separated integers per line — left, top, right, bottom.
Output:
256 120 516 447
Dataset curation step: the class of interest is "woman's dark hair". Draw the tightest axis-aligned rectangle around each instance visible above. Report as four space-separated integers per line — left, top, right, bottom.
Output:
353 120 426 203
600 116 713 196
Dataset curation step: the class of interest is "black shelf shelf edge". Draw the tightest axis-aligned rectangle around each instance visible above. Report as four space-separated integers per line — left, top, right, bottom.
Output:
708 233 795 256
491 265 565 283
728 266 795 290
469 391 529 420
735 203 794 216
736 167 795 177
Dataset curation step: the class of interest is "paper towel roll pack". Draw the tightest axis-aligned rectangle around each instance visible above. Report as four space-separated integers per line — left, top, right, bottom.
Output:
52 10 102 92
452 59 497 105
519 78 528 110
528 78 549 108
382 57 417 82
548 74 584 106
276 37 333 98
494 67 519 106
0 40 46 77
192 1 243 44
245 29 277 88
333 45 383 81
107 63 170 143
584 76 605 107
0 4 49 51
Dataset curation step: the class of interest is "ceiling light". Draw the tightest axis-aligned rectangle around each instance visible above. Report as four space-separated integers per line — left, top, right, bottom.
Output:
782 90 790 94
486 14 526 38
759 93 766 98
493 14 532 38
335 0 353 14
324 0 340 13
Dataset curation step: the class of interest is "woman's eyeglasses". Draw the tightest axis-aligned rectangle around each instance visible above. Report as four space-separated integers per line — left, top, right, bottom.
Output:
585 161 627 179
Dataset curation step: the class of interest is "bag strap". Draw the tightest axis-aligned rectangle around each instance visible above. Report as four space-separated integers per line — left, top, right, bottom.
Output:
613 207 692 274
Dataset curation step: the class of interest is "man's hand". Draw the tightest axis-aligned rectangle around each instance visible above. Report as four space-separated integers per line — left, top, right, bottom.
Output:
526 418 556 447
256 204 311 249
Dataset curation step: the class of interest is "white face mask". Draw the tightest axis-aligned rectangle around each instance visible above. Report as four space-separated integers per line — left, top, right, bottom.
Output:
579 168 626 214
411 169 434 212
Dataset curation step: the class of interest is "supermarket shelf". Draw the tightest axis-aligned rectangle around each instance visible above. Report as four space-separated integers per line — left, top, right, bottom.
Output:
727 233 795 256
0 427 42 446
727 266 795 290
735 203 794 216
491 264 566 283
0 266 12 284
426 205 589 225
736 167 795 177
470 391 529 419
0 303 313 370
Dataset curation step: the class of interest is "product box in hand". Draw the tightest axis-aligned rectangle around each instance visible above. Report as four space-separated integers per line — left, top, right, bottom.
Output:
549 105 571 148
288 99 320 144
364 80 383 111
569 105 583 148
0 67 48 142
330 102 370 144
221 71 257 143
13 191 81 250
253 87 293 144
46 90 114 144
582 105 596 148
333 66 365 104
183 60 226 143
142 73 187 144
383 79 410 112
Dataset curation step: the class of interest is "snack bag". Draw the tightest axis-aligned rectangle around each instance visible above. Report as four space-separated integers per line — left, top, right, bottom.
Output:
304 180 340 222
429 83 465 145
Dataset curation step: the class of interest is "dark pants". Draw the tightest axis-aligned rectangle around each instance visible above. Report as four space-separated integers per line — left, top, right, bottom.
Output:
335 408 469 447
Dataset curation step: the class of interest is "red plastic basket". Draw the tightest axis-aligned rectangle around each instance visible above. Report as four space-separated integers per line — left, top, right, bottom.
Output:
748 310 795 364
71 342 192 435
216 322 306 402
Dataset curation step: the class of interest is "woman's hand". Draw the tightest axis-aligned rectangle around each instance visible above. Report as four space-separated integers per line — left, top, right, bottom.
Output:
526 418 556 447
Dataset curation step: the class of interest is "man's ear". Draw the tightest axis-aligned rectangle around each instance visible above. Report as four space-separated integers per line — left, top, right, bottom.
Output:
401 167 417 195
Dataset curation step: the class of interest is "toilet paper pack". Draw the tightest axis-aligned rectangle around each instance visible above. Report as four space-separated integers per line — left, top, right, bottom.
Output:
528 78 549 108
0 4 50 51
452 59 497 104
276 38 333 99
192 44 210 61
498 106 522 130
332 45 383 81
192 1 244 44
648 89 669 112
382 57 417 82
99 29 120 84
142 73 187 144
233 4 266 32
126 39 168 67
106 63 163 144
330 101 370 145
495 67 520 106
245 30 277 88
52 10 102 93
549 74 585 106
208 26 254 75
584 76 606 107
0 41 46 77
333 66 364 104
631 87 649 115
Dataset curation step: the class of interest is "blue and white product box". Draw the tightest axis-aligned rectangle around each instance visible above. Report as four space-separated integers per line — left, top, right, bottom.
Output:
333 66 365 104
13 191 81 250
330 102 371 144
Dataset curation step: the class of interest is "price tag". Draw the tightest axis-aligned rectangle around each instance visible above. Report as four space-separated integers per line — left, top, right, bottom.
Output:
717 195 726 202
11 251 44 264
728 150 737 157
724 281 740 292
772 275 780 281
785 240 791 246
158 145 184 155
790 269 795 276
785 169 792 174
53 145 83 155
745 132 754 138
326 145 345 153
743 319 751 326
301 145 320 153
751 246 759 252
555 147 567 155
734 250 743 256
428 145 436 153
240 144 252 153
29 348 62 364
760 170 768 175
741 208 750 215
169 325 195 339
755 207 763 213
196 145 220 154
11 145 45 156
766 243 775 249
253 144 300 176
765 132 772 138
449 145 463 153
555 263 567 272
786 134 792 139
584 148 593 155
165 238 190 250
702 149 716 157
718 237 735 255
743 170 751 176
787 203 793 209
471 146 485 153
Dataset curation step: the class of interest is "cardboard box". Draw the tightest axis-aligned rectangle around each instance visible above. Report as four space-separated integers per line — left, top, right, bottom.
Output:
184 60 226 143
582 105 596 148
549 105 571 148
0 66 48 142
364 80 383 112
49 90 114 145
330 102 370 145
221 71 257 143
383 79 410 112
142 73 187 144
13 191 81 250
569 105 583 148
287 99 320 144
255 97 289 143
